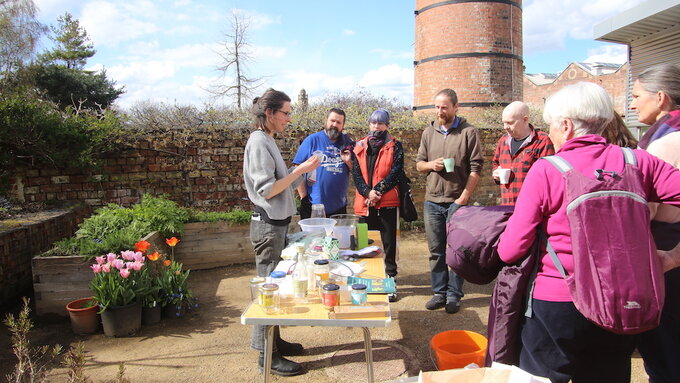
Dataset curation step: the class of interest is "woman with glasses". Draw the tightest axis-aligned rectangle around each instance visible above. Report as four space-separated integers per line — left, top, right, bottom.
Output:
243 88 319 376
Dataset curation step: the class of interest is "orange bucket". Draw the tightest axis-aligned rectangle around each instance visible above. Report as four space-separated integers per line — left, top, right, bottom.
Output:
430 330 488 370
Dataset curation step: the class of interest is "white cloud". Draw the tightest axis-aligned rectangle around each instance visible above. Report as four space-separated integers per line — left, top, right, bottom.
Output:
343 29 356 36
271 71 357 99
359 64 413 104
523 0 646 54
584 44 628 63
252 45 287 59
106 61 177 85
231 9 281 31
80 1 158 47
262 65 413 106
370 49 413 60
359 64 412 87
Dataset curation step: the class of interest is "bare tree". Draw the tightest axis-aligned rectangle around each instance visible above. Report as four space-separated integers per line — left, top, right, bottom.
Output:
210 10 263 109
0 0 47 77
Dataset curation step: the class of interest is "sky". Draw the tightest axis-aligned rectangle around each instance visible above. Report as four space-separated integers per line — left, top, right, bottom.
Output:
32 0 647 109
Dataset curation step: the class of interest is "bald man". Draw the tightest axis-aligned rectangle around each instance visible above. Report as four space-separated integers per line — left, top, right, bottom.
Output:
492 101 555 205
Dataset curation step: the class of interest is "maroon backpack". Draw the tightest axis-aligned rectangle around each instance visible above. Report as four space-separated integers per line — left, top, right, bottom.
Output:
542 147 664 334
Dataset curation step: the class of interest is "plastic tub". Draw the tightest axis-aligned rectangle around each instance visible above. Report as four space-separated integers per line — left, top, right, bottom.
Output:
330 214 360 249
430 330 488 370
298 218 336 235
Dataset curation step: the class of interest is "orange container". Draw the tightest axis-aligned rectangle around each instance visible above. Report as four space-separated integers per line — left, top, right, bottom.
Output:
430 330 488 370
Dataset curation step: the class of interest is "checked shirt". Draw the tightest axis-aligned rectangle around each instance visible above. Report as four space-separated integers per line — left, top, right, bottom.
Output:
492 127 555 205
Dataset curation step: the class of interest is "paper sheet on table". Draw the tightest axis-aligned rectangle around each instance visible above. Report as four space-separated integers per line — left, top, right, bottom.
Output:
418 362 550 383
273 260 365 277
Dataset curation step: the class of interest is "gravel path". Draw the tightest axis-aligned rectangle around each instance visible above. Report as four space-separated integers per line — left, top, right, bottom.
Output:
1 232 647 382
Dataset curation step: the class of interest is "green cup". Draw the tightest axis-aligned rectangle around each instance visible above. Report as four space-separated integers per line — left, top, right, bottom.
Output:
443 158 455 173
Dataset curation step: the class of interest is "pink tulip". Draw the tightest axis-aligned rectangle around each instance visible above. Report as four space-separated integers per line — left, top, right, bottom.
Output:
102 264 111 273
130 261 144 271
133 251 144 262
112 259 125 270
90 264 102 273
121 250 136 261
120 268 130 278
106 253 117 263
95 256 105 265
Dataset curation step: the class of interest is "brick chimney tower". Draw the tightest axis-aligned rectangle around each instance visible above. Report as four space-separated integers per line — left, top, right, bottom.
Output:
413 0 523 114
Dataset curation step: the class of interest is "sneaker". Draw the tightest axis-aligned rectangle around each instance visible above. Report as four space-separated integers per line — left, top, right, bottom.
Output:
425 294 446 310
445 299 461 314
258 352 304 376
388 292 398 302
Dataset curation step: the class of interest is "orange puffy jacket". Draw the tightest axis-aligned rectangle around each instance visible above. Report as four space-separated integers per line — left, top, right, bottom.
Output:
353 136 400 216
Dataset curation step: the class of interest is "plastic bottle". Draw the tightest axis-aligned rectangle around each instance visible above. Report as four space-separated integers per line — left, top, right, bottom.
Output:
292 246 308 300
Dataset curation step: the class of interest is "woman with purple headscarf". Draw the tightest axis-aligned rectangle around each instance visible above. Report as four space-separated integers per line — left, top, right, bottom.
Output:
352 108 404 302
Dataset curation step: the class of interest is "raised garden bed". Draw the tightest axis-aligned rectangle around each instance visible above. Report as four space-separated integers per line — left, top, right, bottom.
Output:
174 222 253 269
32 255 93 317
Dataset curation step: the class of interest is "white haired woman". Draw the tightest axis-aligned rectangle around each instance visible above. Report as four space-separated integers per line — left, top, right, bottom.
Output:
632 63 680 383
497 82 680 383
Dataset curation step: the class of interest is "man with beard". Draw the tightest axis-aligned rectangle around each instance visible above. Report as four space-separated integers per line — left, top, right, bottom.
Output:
416 88 484 313
294 108 354 218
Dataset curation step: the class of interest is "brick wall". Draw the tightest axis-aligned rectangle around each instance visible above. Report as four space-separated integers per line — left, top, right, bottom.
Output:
524 62 628 115
414 0 523 112
7 125 506 214
0 203 91 308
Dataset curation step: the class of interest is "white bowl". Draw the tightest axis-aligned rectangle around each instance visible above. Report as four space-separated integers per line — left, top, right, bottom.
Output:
298 218 336 235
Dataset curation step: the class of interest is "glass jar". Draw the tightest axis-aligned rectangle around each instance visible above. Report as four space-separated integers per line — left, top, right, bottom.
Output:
318 278 337 297
269 271 286 286
258 283 280 314
313 259 330 285
321 283 340 309
249 277 266 301
350 283 368 305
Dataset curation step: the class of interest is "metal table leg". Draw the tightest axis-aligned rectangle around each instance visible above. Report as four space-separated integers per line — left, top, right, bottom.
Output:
362 327 374 383
262 325 275 383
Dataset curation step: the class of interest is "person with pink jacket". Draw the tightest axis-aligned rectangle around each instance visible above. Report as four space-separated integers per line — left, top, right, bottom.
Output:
497 82 680 383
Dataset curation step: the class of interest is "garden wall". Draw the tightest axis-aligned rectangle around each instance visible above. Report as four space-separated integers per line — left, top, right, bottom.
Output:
0 203 91 309
7 125 506 213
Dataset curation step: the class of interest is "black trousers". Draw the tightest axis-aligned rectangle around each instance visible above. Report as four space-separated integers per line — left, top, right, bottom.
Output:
298 195 346 219
361 206 398 278
520 299 636 383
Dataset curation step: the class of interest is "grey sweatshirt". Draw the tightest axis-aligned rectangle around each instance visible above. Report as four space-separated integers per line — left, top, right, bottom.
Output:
243 130 301 220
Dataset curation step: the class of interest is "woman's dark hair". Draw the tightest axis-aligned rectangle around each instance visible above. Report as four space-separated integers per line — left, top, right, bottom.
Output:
602 113 638 149
251 88 291 132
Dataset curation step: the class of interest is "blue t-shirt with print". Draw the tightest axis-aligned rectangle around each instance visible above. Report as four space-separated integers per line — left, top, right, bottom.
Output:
293 130 353 214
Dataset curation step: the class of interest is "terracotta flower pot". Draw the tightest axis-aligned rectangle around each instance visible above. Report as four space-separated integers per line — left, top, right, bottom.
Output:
66 298 99 335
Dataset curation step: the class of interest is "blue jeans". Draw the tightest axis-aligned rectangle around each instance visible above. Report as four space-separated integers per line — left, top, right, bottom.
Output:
423 201 464 301
249 216 289 352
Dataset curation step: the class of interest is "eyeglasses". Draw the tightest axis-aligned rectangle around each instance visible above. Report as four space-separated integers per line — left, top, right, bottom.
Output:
277 110 292 117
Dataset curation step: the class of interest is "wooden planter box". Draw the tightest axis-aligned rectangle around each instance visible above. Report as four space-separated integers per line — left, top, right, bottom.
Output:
31 221 258 316
32 255 93 317
173 222 253 270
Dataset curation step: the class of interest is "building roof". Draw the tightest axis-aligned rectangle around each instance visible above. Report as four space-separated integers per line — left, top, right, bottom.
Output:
524 73 558 85
524 62 624 85
594 0 680 43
